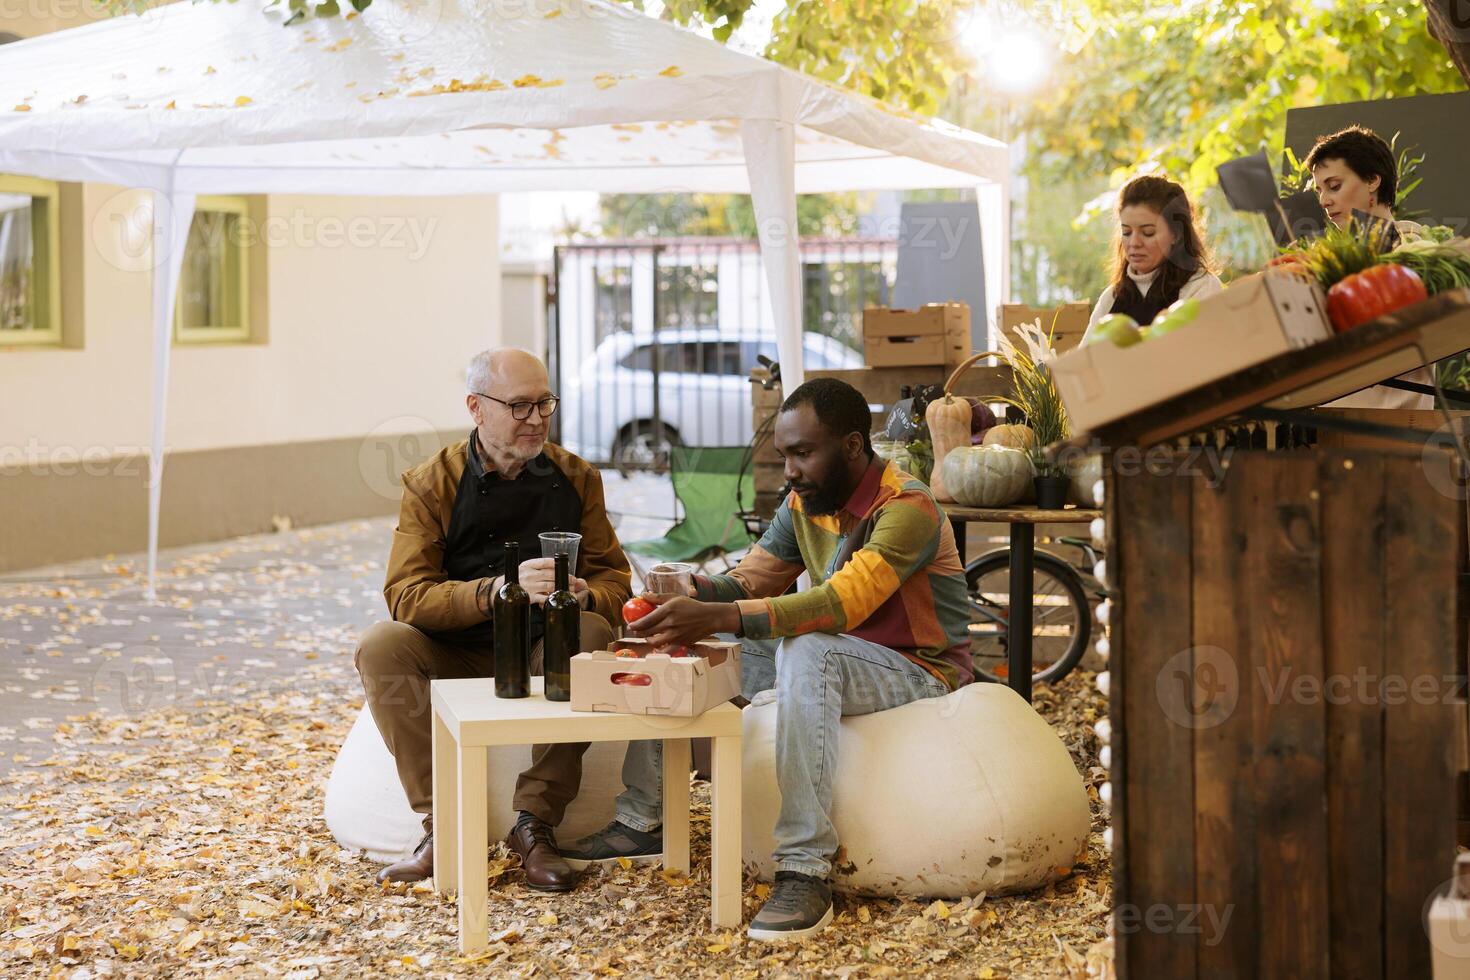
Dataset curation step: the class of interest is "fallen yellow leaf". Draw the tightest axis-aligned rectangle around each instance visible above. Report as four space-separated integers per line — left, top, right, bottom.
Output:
659 65 682 78
537 911 558 926
325 38 353 53
60 934 81 952
616 856 632 870
706 943 728 953
165 100 177 109
857 905 871 923
234 96 253 107
177 930 204 953
84 825 104 836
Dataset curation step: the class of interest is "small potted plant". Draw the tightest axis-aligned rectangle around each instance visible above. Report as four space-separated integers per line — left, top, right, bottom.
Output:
996 321 1072 509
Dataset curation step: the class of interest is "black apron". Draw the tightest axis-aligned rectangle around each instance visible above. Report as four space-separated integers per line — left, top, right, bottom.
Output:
1108 276 1181 326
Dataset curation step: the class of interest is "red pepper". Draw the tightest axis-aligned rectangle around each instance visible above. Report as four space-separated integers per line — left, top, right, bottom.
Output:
1325 263 1428 333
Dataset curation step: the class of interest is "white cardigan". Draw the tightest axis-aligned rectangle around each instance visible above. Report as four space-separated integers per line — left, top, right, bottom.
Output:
1081 267 1225 345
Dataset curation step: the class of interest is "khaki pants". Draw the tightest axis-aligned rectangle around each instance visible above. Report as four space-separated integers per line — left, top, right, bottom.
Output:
354 611 615 833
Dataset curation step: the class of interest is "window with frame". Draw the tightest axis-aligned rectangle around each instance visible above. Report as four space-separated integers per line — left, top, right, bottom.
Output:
175 195 252 344
0 174 61 346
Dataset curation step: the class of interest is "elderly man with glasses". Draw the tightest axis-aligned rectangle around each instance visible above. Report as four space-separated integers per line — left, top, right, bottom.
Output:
355 348 633 891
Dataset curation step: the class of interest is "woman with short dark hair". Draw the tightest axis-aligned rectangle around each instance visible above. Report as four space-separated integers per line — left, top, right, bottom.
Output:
1305 125 1427 244
1306 125 1433 408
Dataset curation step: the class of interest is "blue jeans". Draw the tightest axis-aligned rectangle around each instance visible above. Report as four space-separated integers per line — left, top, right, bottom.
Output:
613 631 948 879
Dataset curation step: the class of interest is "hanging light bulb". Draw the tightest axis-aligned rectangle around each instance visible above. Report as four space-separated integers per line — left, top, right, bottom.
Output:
1097 599 1110 626
1102 826 1113 852
1096 670 1110 696
1089 517 1106 547
1095 717 1111 744
1100 745 1112 769
1094 559 1107 587
1100 781 1112 807
1095 636 1110 660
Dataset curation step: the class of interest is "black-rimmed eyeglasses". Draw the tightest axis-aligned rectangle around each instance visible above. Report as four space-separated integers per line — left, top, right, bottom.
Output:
474 392 560 421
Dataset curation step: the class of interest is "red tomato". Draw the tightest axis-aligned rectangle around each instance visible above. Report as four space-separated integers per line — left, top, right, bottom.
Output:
611 672 653 686
1326 263 1428 333
621 597 655 625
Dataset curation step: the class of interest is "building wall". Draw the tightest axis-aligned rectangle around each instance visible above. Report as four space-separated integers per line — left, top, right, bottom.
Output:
0 185 501 573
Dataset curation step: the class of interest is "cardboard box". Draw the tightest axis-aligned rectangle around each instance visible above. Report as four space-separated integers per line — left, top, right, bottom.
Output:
570 638 742 717
1000 301 1093 353
1050 272 1333 434
863 304 971 369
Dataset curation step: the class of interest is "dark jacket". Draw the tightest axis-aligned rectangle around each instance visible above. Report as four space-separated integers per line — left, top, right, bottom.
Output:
383 435 632 645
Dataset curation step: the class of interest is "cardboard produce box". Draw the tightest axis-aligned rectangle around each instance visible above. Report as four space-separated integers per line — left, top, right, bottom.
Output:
1050 272 1333 434
1000 301 1092 353
863 303 971 369
570 638 742 717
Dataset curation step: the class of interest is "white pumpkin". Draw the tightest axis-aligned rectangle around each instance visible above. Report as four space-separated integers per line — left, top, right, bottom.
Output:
940 445 1034 507
1065 453 1104 506
982 423 1038 452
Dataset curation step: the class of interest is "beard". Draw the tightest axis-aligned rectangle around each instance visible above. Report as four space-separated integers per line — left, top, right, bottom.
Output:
795 468 850 516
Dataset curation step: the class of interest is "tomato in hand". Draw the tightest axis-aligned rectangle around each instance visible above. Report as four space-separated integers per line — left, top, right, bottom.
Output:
621 596 656 625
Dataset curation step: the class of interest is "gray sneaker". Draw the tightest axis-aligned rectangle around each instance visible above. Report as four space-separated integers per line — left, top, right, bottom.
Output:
747 871 834 942
560 820 663 870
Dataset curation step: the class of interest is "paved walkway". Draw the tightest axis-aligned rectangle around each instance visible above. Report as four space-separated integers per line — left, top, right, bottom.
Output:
0 472 677 778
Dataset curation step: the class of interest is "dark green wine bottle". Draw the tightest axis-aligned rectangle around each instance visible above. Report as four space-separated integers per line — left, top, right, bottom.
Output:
543 552 578 702
493 542 530 699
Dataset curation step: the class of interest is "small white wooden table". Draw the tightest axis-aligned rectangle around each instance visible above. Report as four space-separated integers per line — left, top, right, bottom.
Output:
430 676 744 953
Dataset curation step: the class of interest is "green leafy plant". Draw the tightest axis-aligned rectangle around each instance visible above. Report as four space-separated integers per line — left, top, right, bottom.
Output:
1382 242 1470 295
991 321 1070 477
1291 219 1397 291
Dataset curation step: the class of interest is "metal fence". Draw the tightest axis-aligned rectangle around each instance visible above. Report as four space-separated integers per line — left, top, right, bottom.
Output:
550 237 896 473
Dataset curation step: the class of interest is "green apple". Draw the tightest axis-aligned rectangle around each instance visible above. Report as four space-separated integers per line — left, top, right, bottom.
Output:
1150 297 1201 337
1091 313 1141 348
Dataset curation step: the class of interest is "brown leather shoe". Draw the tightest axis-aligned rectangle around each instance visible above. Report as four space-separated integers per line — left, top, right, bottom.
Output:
377 827 434 884
506 816 579 892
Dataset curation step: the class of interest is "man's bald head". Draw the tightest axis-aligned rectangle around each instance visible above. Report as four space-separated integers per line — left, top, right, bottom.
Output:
466 348 548 396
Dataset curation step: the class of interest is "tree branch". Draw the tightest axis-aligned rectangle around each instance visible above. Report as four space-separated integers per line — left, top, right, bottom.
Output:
1423 0 1470 87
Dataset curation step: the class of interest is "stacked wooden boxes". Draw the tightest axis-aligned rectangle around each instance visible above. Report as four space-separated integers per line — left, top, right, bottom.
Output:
862 304 971 371
998 301 1093 353
750 367 784 520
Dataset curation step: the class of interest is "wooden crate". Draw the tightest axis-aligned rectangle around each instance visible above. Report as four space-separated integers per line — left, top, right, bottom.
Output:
1107 446 1460 978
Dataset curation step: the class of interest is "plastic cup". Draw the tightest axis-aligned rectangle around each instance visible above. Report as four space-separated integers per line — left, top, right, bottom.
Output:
644 561 694 599
539 531 582 572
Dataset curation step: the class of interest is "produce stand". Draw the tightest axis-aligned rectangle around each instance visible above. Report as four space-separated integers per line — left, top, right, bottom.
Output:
944 504 1100 704
1072 288 1470 978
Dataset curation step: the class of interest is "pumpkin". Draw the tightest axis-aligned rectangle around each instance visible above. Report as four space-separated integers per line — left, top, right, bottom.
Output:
1064 453 1104 506
941 445 1034 507
926 394 972 503
983 423 1037 452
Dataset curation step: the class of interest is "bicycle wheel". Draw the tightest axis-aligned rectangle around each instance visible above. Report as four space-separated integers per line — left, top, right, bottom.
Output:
966 548 1092 686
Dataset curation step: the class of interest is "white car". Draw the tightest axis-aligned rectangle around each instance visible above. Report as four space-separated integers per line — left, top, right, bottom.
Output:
559 329 862 472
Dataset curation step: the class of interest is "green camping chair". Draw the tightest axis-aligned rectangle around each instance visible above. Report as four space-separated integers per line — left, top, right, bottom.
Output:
623 446 757 581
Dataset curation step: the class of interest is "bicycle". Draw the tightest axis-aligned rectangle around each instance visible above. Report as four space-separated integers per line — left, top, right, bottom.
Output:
966 534 1106 686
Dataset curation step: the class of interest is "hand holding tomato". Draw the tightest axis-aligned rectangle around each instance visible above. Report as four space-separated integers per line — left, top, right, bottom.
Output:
621 596 655 626
625 594 741 652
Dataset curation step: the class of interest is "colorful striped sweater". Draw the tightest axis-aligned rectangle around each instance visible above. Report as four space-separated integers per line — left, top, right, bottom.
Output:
693 459 973 690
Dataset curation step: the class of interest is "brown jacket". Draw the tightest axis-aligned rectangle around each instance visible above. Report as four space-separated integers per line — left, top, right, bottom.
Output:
383 438 632 634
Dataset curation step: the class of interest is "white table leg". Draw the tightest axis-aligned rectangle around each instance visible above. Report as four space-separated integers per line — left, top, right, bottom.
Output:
432 706 458 895
456 744 488 954
710 734 742 929
662 737 691 875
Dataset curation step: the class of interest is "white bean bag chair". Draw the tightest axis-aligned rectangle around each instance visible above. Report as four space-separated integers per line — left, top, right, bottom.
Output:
325 705 627 864
742 681 1090 898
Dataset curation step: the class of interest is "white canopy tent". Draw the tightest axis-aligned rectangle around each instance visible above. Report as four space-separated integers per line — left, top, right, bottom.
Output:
0 0 1009 599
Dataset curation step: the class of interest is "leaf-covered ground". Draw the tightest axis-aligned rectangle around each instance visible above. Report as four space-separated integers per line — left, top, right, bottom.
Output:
1 516 1113 978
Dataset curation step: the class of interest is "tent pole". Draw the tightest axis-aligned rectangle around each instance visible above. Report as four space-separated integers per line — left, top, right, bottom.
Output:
145 170 196 603
740 119 805 390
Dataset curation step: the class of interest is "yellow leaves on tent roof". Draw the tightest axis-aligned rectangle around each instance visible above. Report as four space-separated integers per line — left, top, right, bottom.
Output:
512 74 564 89
659 65 682 78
